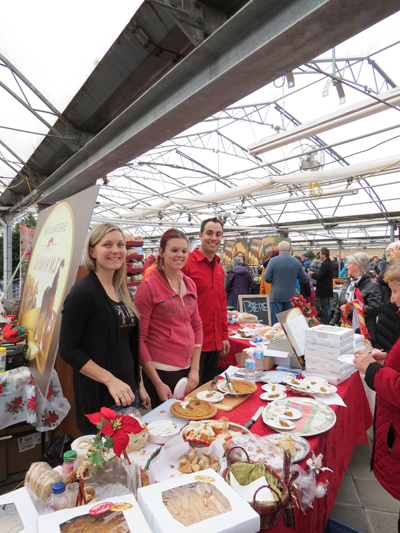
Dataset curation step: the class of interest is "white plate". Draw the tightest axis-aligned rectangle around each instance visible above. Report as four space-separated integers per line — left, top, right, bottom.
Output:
196 390 225 403
310 383 338 395
264 417 296 431
338 354 355 364
265 434 310 463
173 377 188 399
303 376 328 387
261 383 286 393
260 391 287 402
147 420 180 444
271 407 302 420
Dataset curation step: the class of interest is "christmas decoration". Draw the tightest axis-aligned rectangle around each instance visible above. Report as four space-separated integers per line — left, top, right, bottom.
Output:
341 288 370 339
290 294 320 327
306 452 333 499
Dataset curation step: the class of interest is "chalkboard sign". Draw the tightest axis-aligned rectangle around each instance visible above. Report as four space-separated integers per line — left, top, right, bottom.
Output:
238 295 271 325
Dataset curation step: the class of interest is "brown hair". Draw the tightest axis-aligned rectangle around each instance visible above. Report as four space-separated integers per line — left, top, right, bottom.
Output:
82 223 138 317
156 228 189 272
271 248 279 258
384 258 400 284
321 247 330 258
294 255 302 262
200 217 223 234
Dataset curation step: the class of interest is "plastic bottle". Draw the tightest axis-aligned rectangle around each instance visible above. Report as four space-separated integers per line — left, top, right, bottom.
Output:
245 349 256 383
62 450 77 477
254 338 264 374
45 482 70 512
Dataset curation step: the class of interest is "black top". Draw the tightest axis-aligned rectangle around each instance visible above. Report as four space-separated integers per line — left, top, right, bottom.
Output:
375 266 400 351
59 272 140 433
311 258 334 298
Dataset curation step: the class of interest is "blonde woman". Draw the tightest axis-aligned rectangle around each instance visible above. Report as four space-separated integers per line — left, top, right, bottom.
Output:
59 223 150 434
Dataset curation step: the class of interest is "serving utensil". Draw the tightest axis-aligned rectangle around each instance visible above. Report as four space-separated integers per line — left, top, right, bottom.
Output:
224 373 236 394
208 375 220 393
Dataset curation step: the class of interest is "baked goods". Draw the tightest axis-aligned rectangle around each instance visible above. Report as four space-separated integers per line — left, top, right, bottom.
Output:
25 462 62 502
170 399 217 420
178 449 220 474
237 313 258 326
125 414 149 452
182 418 247 448
218 379 257 395
268 434 301 458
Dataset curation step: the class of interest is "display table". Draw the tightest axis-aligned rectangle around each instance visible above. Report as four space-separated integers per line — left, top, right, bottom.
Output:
0 367 70 431
139 370 372 533
220 325 258 369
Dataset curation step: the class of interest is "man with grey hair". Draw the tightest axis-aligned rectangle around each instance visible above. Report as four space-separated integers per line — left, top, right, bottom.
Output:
264 241 310 324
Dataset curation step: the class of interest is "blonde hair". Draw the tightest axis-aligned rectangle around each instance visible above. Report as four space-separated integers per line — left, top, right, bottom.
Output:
82 223 139 318
384 258 400 285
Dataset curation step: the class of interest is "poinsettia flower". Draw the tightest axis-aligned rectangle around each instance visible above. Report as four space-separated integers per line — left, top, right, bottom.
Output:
46 385 54 400
86 407 143 457
27 396 36 411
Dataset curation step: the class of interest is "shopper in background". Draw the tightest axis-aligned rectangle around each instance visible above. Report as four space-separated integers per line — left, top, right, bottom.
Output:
332 255 340 278
59 223 150 435
375 243 400 352
330 252 381 343
143 253 157 272
294 255 311 301
309 252 322 276
135 229 203 408
369 255 380 274
226 256 257 310
264 241 310 324
225 251 247 280
301 253 312 273
339 261 349 279
182 218 230 384
354 257 400 525
259 248 279 296
309 247 334 325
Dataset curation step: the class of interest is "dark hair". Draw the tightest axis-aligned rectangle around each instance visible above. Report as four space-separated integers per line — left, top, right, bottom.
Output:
271 248 279 258
294 255 302 262
200 217 224 234
321 247 330 258
156 228 189 271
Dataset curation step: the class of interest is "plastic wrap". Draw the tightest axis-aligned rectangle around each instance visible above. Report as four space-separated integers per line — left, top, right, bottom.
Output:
225 433 284 472
290 464 316 513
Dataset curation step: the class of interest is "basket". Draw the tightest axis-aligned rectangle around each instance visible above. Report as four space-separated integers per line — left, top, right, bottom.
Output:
223 446 298 530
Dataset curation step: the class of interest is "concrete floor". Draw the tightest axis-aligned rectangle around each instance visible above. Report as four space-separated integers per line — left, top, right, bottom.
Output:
330 442 399 532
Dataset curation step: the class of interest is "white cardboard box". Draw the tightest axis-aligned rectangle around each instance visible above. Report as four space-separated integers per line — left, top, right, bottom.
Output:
305 354 354 376
304 365 357 385
37 494 152 533
137 468 261 533
305 325 354 347
305 341 354 357
0 487 38 532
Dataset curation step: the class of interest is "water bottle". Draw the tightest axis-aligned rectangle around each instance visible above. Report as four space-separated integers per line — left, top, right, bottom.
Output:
245 350 256 383
45 482 70 512
254 338 264 374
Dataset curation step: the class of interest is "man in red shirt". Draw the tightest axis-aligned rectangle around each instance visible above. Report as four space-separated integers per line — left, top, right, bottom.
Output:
182 218 230 384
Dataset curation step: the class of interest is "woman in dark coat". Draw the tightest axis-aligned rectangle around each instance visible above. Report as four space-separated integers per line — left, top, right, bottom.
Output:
226 256 256 310
330 252 381 344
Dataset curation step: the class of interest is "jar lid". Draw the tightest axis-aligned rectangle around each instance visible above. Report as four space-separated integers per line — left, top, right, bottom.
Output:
63 450 77 462
52 481 66 494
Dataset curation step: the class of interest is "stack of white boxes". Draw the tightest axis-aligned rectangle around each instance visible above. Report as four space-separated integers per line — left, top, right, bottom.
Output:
304 325 358 385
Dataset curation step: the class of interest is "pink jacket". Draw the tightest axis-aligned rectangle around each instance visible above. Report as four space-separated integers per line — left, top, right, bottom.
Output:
135 269 203 368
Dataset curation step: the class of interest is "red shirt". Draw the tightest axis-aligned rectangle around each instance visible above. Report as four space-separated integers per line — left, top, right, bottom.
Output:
182 248 228 352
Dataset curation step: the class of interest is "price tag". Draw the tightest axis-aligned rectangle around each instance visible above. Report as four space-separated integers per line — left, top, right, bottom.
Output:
18 433 41 453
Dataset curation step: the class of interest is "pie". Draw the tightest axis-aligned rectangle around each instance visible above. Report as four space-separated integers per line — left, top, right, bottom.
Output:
170 399 217 420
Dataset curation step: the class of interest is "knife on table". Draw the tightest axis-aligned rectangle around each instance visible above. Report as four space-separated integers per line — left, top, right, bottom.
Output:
224 373 236 394
244 406 264 430
208 375 220 393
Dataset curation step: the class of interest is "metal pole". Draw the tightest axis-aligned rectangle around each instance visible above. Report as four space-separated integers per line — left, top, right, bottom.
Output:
390 224 394 242
338 242 342 269
1 216 13 299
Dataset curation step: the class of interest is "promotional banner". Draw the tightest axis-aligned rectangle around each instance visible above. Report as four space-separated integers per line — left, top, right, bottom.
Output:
221 238 248 267
19 223 36 292
18 185 100 398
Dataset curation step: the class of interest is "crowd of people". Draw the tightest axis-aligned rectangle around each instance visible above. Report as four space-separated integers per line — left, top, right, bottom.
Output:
57 220 400 525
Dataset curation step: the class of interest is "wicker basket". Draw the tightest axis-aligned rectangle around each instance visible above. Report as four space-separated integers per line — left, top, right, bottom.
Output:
223 446 297 530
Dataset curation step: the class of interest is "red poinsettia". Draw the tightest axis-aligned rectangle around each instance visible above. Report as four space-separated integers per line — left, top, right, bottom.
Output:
46 385 54 400
86 407 143 458
27 396 36 412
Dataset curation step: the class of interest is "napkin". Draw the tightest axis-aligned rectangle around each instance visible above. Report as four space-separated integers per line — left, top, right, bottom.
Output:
229 472 274 502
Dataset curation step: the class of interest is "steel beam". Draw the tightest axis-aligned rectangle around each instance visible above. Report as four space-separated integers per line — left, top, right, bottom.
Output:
10 0 400 212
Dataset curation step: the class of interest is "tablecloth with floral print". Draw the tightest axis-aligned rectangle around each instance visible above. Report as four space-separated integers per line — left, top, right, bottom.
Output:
0 366 70 431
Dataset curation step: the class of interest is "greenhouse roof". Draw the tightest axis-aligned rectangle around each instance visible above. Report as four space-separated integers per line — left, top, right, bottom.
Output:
0 0 400 249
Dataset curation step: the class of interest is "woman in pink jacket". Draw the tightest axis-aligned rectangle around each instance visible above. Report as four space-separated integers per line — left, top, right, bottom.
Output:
135 229 203 408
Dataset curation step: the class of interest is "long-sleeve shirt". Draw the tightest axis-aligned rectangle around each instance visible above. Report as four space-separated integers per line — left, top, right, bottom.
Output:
264 253 310 303
182 248 228 352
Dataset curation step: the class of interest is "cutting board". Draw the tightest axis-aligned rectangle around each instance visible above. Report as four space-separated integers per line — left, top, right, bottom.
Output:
185 380 251 411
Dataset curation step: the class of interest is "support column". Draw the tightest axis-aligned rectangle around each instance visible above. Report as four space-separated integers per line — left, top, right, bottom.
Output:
338 242 342 269
1 215 13 298
390 224 395 242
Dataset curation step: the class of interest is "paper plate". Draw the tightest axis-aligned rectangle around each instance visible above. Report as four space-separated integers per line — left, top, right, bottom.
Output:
261 383 286 393
338 354 355 364
265 434 310 463
196 390 225 403
309 383 338 395
271 407 302 420
173 377 188 399
264 417 296 431
260 391 287 402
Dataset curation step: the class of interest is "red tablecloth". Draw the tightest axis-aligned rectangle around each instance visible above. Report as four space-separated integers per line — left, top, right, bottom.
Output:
215 371 373 533
220 325 252 369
